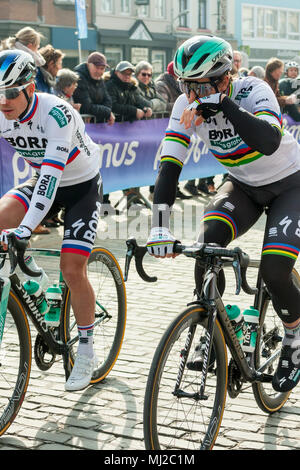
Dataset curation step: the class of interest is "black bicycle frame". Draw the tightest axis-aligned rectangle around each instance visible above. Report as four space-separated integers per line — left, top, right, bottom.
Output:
200 258 272 385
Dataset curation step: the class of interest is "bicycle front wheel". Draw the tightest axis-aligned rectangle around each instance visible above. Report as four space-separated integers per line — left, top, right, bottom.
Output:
252 269 300 413
144 306 228 451
61 247 126 384
0 291 31 436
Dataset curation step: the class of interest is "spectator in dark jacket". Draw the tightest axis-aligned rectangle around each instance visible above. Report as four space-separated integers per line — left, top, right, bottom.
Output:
73 52 115 125
135 60 167 113
155 61 181 112
104 61 152 122
279 61 300 122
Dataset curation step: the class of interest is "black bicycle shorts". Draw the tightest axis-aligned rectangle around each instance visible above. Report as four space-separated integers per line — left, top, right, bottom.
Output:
197 171 300 323
199 171 300 259
7 173 102 258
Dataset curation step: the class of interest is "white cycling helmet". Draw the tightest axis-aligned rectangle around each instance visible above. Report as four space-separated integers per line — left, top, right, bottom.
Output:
0 49 36 88
285 61 299 72
174 35 233 80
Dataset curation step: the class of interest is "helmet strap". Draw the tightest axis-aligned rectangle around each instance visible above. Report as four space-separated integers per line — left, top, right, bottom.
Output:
18 88 32 121
209 78 220 93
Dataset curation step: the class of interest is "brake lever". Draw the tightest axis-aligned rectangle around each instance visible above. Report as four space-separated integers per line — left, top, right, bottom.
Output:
232 258 242 295
7 239 18 275
125 238 157 283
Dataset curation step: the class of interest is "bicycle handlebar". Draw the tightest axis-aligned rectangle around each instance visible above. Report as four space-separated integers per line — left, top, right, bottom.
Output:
0 234 42 278
124 238 257 296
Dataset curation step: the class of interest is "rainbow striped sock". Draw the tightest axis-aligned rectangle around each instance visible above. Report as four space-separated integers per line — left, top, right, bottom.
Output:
77 323 94 358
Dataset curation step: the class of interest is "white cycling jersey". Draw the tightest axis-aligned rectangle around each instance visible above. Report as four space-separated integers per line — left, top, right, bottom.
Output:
0 92 101 231
161 76 300 186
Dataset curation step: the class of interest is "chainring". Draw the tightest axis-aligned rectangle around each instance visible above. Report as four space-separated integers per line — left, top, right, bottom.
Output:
34 333 56 371
227 358 243 398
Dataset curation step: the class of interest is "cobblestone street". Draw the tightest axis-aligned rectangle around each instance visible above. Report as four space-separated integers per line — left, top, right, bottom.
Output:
0 186 299 451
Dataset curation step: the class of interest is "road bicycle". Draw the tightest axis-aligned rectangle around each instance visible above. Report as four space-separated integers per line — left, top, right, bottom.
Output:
124 238 297 450
0 235 126 436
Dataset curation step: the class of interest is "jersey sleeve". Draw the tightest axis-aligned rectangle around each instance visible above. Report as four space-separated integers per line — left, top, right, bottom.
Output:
20 104 75 231
245 80 283 134
159 94 193 169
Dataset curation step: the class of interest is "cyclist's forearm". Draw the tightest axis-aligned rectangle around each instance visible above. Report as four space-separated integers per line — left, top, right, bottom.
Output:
21 166 62 231
152 160 181 228
221 96 282 155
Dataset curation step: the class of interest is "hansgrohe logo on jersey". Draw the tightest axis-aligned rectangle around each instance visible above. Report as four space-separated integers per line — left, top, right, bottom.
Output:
49 107 68 128
46 176 57 199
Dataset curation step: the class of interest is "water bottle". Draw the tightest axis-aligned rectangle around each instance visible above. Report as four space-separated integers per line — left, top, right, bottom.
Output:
24 256 49 291
45 283 62 327
242 307 259 359
23 279 50 315
225 304 244 345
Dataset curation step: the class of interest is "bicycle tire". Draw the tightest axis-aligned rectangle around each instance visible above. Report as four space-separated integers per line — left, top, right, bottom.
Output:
61 247 126 384
252 268 300 413
144 305 228 450
0 291 31 436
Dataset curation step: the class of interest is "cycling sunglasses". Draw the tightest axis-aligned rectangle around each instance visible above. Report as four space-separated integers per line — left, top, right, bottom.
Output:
0 83 30 101
178 80 215 97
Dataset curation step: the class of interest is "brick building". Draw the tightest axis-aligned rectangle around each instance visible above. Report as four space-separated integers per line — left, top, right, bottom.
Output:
0 0 97 69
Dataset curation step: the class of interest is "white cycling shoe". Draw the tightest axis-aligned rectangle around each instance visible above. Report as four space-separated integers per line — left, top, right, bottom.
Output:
65 354 97 392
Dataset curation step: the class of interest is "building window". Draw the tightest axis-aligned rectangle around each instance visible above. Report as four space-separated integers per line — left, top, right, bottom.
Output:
179 0 190 28
243 6 254 38
137 4 149 17
288 11 300 40
243 5 300 41
101 0 113 13
152 50 166 79
279 11 287 39
54 0 75 4
104 47 122 68
198 0 206 29
155 0 166 19
121 0 131 14
265 8 278 39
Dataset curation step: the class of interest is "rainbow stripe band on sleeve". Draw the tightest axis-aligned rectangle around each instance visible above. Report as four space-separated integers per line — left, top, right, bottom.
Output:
262 243 299 261
163 130 190 148
202 211 238 241
254 109 283 128
160 156 183 168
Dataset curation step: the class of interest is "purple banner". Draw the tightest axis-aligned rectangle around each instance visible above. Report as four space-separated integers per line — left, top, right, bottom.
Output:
0 116 299 197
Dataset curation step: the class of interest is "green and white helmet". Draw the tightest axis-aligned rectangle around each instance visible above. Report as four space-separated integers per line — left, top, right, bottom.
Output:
174 35 233 79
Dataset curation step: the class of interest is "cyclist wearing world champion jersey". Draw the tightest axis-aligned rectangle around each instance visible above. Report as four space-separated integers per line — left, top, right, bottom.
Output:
147 35 300 393
0 50 102 391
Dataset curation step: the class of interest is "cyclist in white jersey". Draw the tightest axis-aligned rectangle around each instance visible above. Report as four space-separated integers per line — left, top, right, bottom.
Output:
147 35 300 393
0 50 102 391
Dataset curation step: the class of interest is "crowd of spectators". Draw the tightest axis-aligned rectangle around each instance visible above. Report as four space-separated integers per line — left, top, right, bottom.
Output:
1 26 300 224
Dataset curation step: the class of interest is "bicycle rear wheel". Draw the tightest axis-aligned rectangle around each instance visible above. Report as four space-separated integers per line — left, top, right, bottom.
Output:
144 306 228 450
61 247 126 384
0 291 31 436
252 269 300 413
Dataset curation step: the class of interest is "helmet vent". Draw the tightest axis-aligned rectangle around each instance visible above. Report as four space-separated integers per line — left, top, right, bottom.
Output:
3 63 15 81
193 53 209 71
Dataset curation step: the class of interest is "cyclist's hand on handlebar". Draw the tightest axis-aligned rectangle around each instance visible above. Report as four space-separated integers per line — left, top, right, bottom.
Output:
1 225 32 250
147 227 179 258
